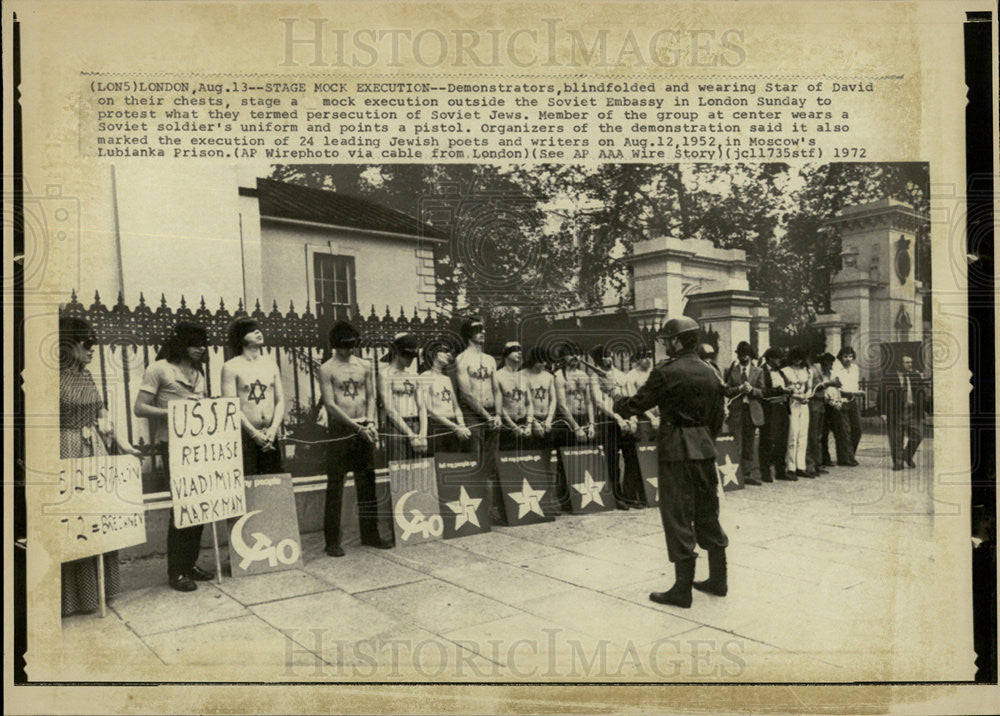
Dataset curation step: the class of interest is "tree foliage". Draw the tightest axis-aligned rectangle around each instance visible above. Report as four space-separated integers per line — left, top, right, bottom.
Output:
268 162 929 339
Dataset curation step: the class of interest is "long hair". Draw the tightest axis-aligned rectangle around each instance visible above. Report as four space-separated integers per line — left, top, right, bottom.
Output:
158 322 208 369
58 316 95 370
227 317 259 357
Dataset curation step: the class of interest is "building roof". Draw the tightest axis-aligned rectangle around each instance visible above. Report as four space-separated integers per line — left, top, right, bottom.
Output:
251 178 448 242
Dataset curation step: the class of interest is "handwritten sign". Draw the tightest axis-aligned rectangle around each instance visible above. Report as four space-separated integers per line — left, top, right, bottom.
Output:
46 455 147 562
168 397 246 528
228 473 303 577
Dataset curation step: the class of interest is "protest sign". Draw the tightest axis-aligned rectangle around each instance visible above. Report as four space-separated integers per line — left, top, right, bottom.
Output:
558 446 613 514
715 436 744 492
167 397 247 528
388 458 443 547
496 450 556 525
635 442 660 508
228 473 303 577
47 455 147 562
434 453 492 539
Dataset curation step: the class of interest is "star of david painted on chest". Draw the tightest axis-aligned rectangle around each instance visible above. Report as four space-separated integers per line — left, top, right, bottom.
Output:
439 386 452 403
246 379 267 405
392 379 415 397
341 378 361 399
506 387 525 403
531 386 548 401
468 365 491 381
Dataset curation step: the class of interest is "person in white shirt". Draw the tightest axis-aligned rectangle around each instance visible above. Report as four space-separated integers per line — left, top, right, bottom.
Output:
830 346 862 466
781 347 812 477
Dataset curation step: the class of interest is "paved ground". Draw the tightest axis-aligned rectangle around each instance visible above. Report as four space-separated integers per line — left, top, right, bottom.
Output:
53 434 942 683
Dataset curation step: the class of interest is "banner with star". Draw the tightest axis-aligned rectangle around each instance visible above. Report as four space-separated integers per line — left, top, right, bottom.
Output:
388 458 445 546
635 443 660 507
434 453 492 539
715 435 744 492
496 451 556 525
558 447 613 514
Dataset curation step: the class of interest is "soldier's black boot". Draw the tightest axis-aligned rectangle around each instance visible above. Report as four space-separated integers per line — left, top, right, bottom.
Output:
650 558 695 608
693 549 728 597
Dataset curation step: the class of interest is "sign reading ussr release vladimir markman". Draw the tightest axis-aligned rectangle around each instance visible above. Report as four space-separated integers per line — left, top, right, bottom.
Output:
168 397 246 528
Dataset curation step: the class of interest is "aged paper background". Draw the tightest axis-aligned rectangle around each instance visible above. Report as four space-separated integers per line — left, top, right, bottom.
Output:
4 1 998 713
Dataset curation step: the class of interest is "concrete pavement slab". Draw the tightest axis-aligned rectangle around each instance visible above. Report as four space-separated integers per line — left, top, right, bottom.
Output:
516 588 695 648
356 578 521 633
250 590 410 644
111 583 249 637
434 560 571 607
141 614 327 670
519 551 658 592
445 529 564 566
214 568 333 606
302 549 429 594
561 535 671 571
376 539 492 577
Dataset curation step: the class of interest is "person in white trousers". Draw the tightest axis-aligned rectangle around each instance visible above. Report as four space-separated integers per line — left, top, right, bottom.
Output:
782 347 812 478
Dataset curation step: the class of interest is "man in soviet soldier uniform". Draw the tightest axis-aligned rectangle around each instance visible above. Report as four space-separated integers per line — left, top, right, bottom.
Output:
614 316 728 608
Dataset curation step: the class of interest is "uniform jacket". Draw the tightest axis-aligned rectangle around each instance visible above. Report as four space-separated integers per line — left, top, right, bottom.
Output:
614 351 724 462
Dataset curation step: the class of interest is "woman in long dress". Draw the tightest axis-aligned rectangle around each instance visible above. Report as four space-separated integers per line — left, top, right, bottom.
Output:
59 316 139 617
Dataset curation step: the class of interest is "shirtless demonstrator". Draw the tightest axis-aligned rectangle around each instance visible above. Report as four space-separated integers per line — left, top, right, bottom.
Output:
496 341 531 451
455 317 503 513
421 339 471 454
221 318 285 476
317 320 392 556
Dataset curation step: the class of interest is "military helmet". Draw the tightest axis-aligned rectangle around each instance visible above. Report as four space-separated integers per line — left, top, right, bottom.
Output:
657 316 701 340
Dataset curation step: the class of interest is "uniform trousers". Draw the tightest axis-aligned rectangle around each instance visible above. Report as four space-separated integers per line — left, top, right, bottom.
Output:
659 458 729 563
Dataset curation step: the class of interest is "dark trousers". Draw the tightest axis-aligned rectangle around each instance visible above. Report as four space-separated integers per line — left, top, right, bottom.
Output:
167 513 205 580
840 400 862 461
324 425 380 548
427 417 470 456
806 400 826 472
602 420 644 503
822 404 851 464
385 416 419 463
242 431 284 476
499 417 529 452
659 458 729 563
730 402 761 481
462 409 502 516
759 403 790 478
888 409 923 465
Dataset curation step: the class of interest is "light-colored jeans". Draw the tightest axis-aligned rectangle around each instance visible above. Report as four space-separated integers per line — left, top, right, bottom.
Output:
786 401 810 472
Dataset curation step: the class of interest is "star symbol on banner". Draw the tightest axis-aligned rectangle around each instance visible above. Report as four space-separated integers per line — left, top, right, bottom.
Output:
509 478 546 519
572 469 606 508
246 379 267 405
445 486 482 531
646 477 659 503
718 454 740 487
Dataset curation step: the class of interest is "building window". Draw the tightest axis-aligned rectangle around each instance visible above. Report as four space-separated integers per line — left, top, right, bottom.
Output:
314 253 356 325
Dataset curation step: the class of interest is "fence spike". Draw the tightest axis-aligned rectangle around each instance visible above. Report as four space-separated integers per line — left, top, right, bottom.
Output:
94 289 101 302
200 296 207 309
160 293 167 308
138 292 146 307
219 297 226 310
179 295 187 309
369 304 377 317
70 289 77 301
